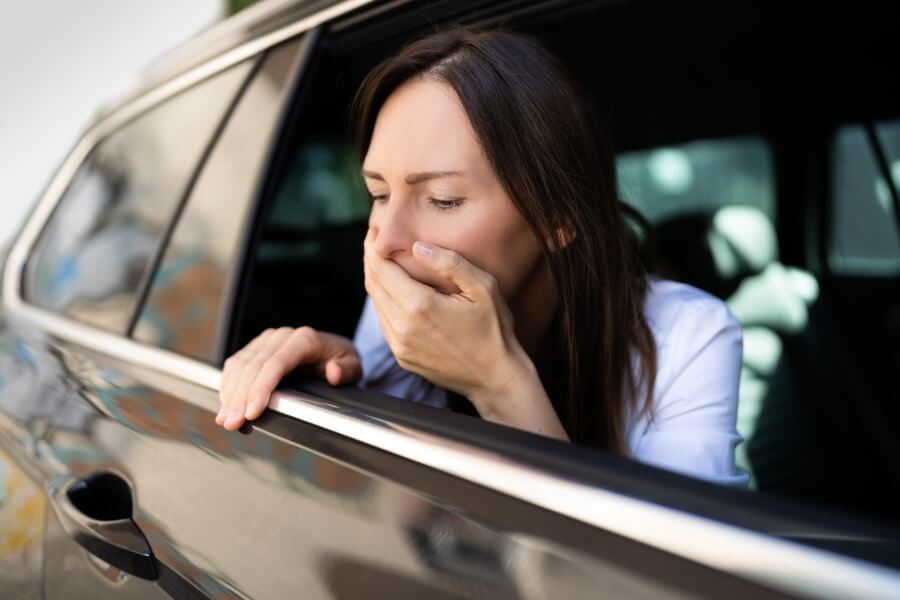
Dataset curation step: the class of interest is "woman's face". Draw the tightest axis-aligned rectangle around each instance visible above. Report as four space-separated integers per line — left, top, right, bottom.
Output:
363 78 543 298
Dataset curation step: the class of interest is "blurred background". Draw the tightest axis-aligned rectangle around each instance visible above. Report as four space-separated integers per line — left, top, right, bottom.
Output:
0 0 260 248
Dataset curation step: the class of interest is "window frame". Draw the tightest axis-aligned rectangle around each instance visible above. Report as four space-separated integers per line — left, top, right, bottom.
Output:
825 120 900 277
121 54 265 341
17 54 262 335
128 34 317 364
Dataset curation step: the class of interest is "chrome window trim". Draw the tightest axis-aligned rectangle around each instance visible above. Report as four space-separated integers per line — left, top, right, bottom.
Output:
269 391 900 600
2 1 900 598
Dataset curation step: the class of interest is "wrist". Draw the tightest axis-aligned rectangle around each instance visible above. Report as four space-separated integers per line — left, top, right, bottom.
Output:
467 346 569 442
468 347 539 419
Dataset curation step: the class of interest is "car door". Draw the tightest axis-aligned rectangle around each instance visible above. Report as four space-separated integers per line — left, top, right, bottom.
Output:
2 9 782 599
0 31 257 600
3 2 900 600
0 33 267 600
24 35 316 599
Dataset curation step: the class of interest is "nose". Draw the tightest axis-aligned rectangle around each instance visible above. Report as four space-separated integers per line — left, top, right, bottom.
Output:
369 198 417 259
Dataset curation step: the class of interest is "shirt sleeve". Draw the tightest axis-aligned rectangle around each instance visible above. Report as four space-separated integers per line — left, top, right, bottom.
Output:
352 296 448 408
631 296 750 488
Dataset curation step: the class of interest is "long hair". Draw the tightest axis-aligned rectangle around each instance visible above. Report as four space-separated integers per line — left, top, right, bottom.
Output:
351 28 657 454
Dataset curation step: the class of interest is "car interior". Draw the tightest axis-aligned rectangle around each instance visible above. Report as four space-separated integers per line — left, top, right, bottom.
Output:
227 0 900 552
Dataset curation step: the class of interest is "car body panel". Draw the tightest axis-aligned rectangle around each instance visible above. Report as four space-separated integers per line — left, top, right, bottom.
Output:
2 1 900 599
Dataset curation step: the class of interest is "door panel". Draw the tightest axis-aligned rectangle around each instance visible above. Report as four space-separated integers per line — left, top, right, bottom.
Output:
0 448 46 600
0 318 73 600
37 336 778 600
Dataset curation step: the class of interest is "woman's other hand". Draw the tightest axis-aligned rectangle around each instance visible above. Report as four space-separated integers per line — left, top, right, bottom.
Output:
216 327 362 431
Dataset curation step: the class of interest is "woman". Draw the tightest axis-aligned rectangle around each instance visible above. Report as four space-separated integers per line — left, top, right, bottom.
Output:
216 29 748 487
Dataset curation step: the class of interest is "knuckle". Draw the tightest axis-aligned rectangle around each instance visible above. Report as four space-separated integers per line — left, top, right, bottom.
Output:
408 295 431 317
394 320 413 343
293 326 319 346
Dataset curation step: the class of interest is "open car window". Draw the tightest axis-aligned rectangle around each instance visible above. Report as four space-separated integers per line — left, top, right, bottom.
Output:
226 0 900 575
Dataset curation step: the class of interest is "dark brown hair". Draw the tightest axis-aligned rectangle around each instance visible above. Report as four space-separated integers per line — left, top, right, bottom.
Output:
351 28 656 454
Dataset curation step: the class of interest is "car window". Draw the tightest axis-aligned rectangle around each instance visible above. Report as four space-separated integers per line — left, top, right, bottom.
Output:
228 12 900 569
617 137 775 225
617 138 789 487
132 38 310 363
23 60 254 333
829 120 900 275
232 48 371 352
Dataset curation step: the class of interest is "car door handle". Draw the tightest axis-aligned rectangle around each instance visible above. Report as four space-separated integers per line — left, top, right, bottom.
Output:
47 471 157 580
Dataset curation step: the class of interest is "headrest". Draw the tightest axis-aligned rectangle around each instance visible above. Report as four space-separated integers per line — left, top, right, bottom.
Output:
655 205 778 299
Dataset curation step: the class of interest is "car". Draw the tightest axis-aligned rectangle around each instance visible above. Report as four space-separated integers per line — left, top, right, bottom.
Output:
1 0 899 598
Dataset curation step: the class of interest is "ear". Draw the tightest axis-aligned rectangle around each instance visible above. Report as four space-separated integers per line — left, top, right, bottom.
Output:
547 225 576 251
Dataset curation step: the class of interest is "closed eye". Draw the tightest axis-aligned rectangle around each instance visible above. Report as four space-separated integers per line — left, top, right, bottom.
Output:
430 197 464 211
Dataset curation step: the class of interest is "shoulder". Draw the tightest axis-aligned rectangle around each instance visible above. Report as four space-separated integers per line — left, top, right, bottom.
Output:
640 276 743 409
628 277 748 487
643 276 742 353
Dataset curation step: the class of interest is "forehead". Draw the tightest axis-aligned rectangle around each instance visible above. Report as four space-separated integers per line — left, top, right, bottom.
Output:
364 78 488 176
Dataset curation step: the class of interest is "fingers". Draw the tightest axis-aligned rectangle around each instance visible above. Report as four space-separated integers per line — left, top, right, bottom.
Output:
217 330 270 426
363 229 430 302
243 327 325 421
217 327 363 431
412 241 496 302
363 229 438 335
324 352 363 386
223 327 295 430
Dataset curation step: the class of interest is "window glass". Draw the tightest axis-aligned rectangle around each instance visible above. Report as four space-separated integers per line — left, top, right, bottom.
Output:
617 137 775 224
133 39 308 363
829 121 900 274
24 61 253 332
233 51 370 352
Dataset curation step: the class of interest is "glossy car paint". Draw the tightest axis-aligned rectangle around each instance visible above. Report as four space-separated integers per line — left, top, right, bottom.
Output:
2 1 900 599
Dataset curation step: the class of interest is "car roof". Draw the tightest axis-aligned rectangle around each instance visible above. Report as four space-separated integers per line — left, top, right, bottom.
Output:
98 0 348 119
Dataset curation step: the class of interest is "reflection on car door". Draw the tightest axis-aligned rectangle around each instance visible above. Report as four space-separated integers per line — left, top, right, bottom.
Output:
33 36 313 599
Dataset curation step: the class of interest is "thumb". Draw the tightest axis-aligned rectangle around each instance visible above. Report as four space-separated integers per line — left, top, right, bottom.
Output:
324 355 362 386
412 241 487 299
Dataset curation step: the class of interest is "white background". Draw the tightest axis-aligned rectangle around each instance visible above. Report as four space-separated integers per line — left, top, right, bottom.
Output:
0 0 223 249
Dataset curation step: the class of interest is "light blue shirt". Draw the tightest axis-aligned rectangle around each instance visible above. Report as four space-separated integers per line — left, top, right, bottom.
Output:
353 277 750 488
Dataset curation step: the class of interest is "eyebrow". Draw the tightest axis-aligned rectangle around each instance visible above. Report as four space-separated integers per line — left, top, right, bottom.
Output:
362 170 464 184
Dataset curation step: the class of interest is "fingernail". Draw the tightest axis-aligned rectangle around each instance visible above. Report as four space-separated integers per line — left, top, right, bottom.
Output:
413 241 433 257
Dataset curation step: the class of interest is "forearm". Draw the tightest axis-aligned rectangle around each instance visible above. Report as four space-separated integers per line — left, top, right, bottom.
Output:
469 355 570 442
